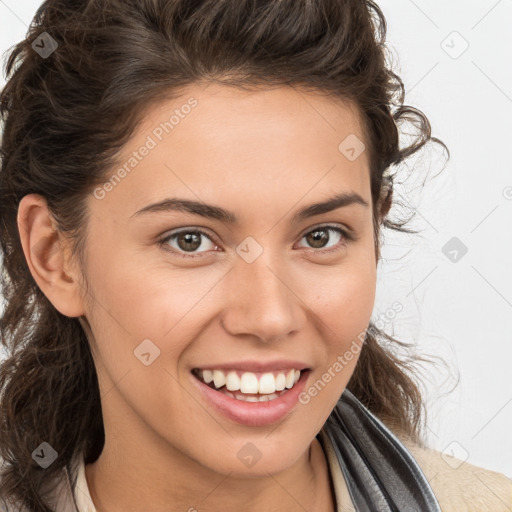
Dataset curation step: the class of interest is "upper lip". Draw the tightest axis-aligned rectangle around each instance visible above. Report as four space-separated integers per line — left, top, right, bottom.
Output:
192 360 310 372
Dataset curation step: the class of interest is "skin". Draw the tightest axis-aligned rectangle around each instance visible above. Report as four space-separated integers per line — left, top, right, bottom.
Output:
17 82 382 511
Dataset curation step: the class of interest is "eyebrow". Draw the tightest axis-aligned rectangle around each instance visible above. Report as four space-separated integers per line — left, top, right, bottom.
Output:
131 192 369 224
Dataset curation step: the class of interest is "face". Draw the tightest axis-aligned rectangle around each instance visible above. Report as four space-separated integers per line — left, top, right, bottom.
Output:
78 82 377 477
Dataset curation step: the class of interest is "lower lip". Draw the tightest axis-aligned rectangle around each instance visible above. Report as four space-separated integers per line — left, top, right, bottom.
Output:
191 370 310 427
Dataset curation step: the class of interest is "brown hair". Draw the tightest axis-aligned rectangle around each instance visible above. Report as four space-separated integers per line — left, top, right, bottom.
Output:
0 0 449 509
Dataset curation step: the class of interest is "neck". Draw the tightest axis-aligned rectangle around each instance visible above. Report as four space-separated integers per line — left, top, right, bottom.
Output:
84 436 335 512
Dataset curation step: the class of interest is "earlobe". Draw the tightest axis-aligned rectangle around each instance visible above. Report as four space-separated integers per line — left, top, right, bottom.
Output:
17 193 85 318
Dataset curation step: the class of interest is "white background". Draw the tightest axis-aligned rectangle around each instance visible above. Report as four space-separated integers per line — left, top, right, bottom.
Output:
1 0 511 478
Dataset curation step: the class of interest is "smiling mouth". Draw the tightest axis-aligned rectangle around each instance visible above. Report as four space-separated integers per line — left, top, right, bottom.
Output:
191 367 309 402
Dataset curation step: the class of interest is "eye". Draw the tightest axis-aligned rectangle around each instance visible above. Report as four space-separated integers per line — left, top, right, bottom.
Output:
159 228 219 258
158 224 352 258
296 225 350 253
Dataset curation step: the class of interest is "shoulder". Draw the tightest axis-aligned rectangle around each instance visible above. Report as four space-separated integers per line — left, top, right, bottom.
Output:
398 436 512 512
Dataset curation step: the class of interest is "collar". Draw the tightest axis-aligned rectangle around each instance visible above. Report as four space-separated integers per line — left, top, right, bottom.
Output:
320 388 442 511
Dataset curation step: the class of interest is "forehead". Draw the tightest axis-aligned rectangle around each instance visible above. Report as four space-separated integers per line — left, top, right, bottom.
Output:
143 82 368 153
92 82 371 219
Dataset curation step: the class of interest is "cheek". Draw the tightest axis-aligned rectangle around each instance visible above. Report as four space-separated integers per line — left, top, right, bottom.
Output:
82 253 251 430
310 255 377 335
302 254 377 401
83 242 213 342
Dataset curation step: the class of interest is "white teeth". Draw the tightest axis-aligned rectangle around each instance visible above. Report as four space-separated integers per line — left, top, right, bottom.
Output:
225 371 240 391
233 391 280 402
215 386 287 402
275 373 286 391
285 369 295 389
258 372 276 394
198 368 303 395
212 370 226 389
240 372 259 393
202 369 214 384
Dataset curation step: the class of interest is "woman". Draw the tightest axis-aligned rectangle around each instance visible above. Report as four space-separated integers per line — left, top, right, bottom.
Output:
0 0 510 511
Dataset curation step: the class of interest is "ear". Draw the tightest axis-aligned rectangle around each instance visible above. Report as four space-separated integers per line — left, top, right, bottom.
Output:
17 193 85 318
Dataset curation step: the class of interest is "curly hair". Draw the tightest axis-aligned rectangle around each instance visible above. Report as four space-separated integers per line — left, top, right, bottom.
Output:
0 0 449 509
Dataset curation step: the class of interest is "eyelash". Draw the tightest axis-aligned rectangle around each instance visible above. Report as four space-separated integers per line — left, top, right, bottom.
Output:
158 224 353 259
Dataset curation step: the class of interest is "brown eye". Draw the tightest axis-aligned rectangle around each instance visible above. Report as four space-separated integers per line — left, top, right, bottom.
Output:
297 225 349 252
160 228 217 257
159 224 351 259
305 229 329 249
176 232 202 252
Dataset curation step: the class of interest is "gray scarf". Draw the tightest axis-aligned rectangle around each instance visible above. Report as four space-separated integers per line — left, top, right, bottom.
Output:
319 388 442 511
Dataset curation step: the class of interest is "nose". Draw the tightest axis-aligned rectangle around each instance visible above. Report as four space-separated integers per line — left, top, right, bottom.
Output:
220 251 304 344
